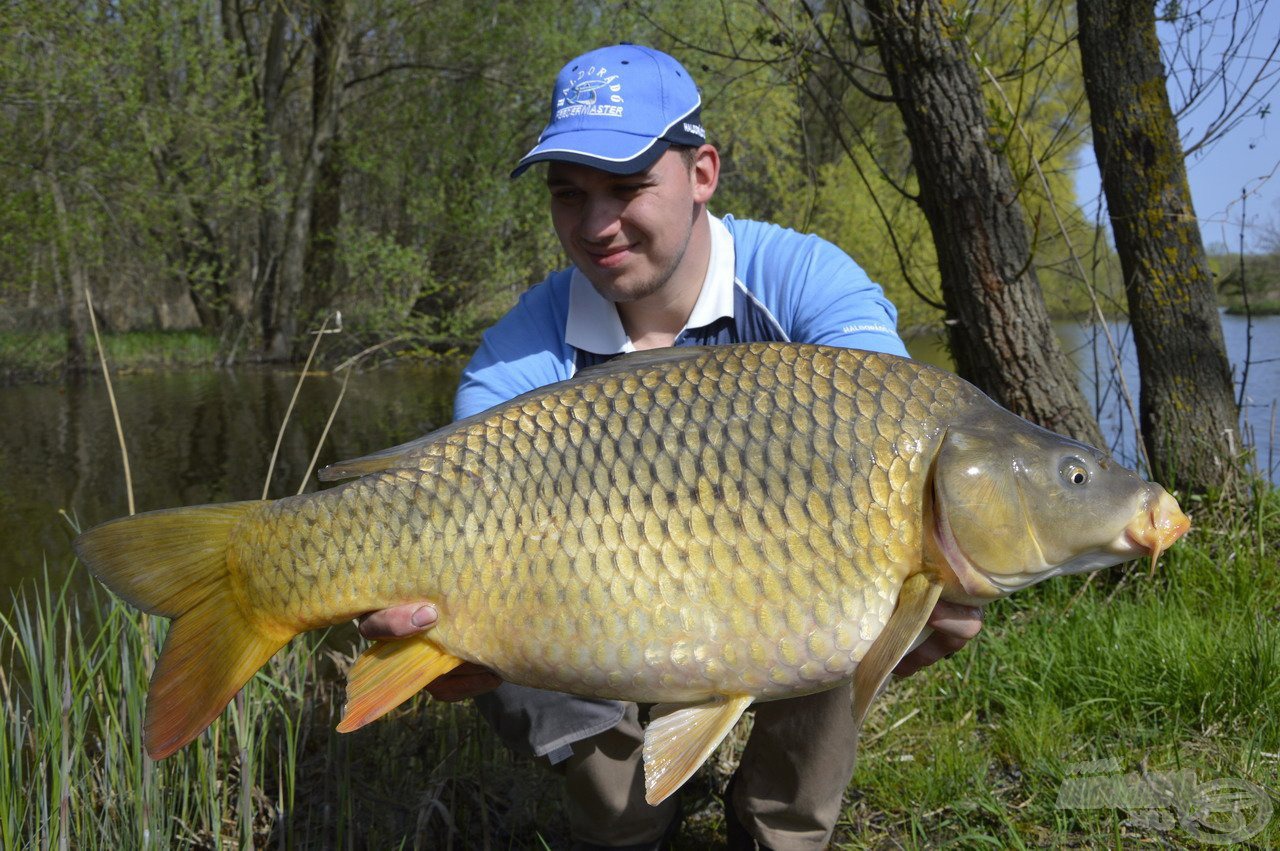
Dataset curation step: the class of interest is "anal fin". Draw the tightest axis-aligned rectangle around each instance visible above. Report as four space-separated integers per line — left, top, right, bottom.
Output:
642 694 753 805
337 636 464 732
851 574 943 738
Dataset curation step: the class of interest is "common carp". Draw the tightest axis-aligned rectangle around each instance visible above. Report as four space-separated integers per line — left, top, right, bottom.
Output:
75 343 1189 804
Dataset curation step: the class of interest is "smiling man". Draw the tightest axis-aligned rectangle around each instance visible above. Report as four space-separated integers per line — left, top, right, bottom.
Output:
360 44 982 851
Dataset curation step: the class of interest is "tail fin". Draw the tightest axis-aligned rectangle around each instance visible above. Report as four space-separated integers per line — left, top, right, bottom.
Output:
75 502 292 758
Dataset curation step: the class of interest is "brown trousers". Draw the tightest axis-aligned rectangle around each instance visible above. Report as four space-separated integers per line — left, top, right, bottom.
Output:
557 684 858 849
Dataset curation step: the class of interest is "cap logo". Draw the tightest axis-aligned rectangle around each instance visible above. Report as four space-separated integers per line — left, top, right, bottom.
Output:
556 65 624 120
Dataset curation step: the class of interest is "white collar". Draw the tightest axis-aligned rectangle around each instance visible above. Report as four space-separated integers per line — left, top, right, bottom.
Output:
564 214 736 355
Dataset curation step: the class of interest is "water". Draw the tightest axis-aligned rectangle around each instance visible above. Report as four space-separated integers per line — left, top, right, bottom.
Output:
907 312 1280 479
2 314 1276 594
0 363 463 591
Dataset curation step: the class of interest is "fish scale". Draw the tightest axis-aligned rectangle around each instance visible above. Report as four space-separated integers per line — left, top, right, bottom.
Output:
229 344 953 702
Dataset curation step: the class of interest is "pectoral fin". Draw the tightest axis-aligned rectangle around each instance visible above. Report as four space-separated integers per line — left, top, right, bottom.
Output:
642 694 753 805
337 636 464 732
852 574 943 737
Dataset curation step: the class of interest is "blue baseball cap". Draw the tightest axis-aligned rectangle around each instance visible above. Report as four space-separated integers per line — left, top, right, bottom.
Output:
512 44 706 178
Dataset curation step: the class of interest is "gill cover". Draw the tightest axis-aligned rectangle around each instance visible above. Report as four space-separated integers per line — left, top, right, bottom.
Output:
931 411 1158 599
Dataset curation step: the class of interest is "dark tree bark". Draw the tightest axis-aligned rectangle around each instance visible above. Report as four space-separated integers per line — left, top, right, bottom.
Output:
147 143 230 331
303 137 343 322
301 3 347 324
234 0 289 357
863 0 1104 446
263 0 350 359
1077 0 1240 493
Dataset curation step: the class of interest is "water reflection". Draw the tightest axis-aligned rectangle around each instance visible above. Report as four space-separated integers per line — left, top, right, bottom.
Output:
0 363 462 590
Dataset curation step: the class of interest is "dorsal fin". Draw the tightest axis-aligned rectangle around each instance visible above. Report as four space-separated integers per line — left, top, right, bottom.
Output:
572 346 714 380
320 347 717 481
318 431 451 481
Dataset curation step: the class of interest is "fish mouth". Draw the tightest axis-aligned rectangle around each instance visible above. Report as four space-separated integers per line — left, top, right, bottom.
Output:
1123 488 1191 573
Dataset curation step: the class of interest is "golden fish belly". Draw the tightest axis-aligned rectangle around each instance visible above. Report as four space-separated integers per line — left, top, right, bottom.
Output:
234 344 970 702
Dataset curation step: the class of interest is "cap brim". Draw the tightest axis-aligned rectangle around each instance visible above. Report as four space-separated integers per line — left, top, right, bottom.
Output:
511 131 670 178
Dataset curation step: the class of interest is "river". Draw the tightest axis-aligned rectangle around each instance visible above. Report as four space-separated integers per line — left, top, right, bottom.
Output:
2 313 1276 594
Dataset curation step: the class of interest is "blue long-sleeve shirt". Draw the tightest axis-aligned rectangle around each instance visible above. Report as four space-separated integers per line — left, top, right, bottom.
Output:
455 214 907 421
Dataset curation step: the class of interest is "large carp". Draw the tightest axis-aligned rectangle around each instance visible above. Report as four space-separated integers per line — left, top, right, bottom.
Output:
75 343 1188 804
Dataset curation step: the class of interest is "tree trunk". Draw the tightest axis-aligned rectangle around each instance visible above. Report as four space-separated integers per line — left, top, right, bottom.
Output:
245 1 289 356
302 4 347 323
1076 0 1239 493
864 0 1104 446
45 173 90 372
303 136 344 321
39 71 88 371
263 0 350 359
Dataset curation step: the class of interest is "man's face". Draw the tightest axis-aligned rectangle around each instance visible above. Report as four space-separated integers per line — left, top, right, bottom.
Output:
546 149 712 304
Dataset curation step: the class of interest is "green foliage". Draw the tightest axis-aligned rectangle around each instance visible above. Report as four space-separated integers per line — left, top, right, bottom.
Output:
0 561 558 847
810 155 942 328
0 0 1108 353
757 0 1111 325
0 0 263 345
0 333 68 383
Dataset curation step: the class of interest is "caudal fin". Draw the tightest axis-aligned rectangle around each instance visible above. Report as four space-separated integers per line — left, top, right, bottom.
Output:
75 502 291 758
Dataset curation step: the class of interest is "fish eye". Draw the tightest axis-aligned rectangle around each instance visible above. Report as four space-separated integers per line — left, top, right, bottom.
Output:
1060 457 1090 486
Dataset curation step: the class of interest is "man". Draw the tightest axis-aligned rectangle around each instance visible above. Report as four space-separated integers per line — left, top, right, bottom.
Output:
360 44 982 850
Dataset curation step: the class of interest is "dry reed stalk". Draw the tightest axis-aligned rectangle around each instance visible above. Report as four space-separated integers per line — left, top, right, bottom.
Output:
262 315 334 500
295 333 396 493
300 365 353 495
83 287 134 515
84 285 157 846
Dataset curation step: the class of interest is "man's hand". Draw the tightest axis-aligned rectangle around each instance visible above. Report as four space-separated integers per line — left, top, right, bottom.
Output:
356 603 503 702
892 601 983 677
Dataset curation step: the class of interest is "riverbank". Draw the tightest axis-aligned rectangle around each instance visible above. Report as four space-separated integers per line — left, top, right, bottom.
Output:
0 330 222 384
6 298 1277 384
0 328 476 385
1223 296 1280 315
3 485 1276 847
1212 252 1280 315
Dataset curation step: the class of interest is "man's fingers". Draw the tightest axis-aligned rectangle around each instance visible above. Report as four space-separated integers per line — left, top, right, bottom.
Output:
926 601 984 640
426 664 502 702
894 636 950 677
356 602 438 639
893 601 984 677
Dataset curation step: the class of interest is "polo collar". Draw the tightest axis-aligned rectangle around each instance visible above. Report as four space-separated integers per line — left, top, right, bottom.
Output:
564 214 736 356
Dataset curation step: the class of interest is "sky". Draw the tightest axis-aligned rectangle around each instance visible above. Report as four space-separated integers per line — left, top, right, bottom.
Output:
1073 0 1280 252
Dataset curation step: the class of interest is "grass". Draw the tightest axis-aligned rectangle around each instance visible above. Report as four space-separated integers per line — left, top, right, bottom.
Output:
0 331 220 383
2 487 1277 848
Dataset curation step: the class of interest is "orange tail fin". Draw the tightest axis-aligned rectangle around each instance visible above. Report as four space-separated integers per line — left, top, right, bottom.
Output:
75 503 292 758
